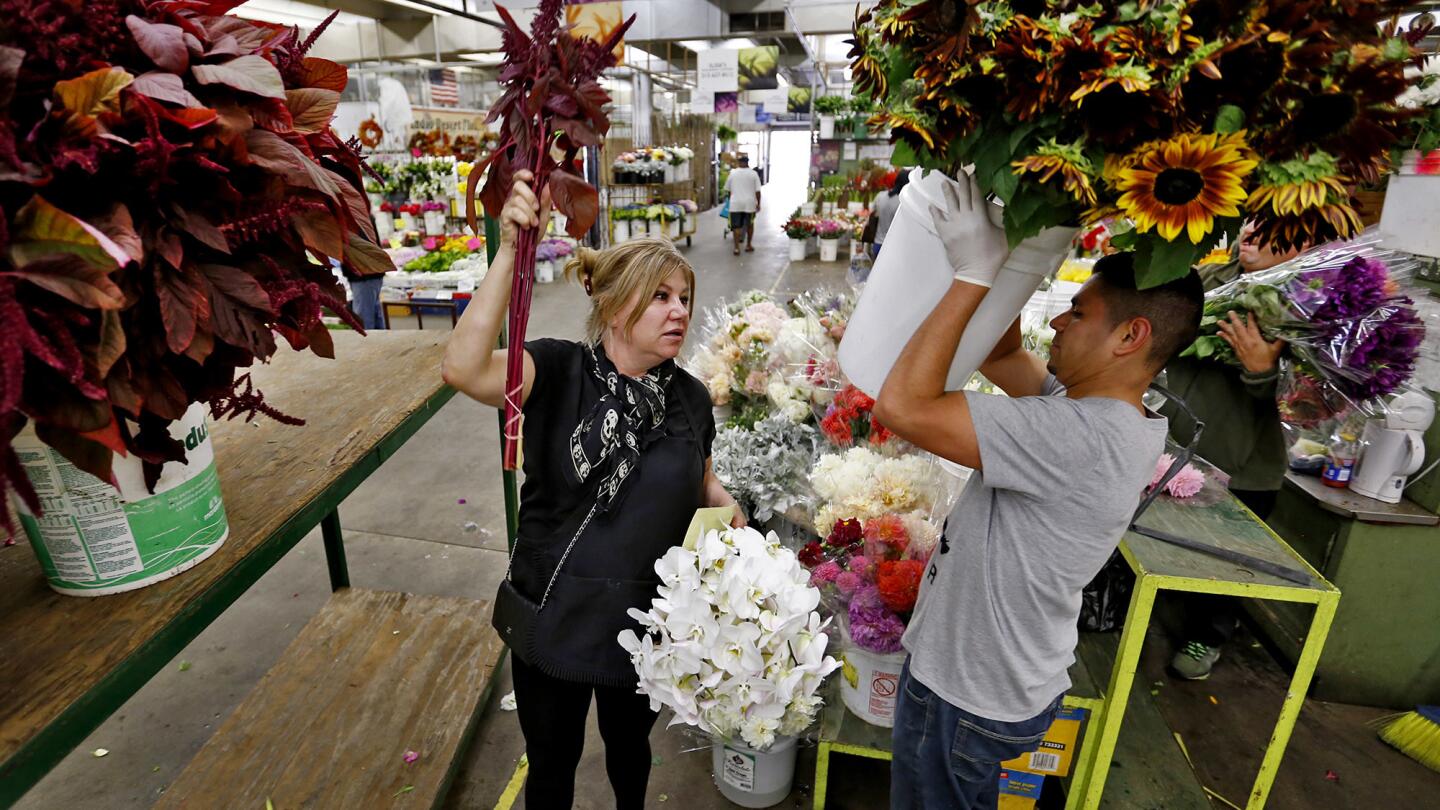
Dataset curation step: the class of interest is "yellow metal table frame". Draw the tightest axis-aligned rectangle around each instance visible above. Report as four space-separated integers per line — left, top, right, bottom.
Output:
814 498 1340 810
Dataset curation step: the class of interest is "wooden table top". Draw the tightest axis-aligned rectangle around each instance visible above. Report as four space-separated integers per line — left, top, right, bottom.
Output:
0 331 455 792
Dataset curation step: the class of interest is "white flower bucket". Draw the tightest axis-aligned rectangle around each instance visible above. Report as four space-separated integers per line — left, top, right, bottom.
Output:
819 238 840 262
839 168 1078 396
374 212 394 242
819 115 835 139
684 214 697 234
665 219 681 239
788 238 808 261
664 163 676 183
552 212 568 234
847 201 865 214
398 213 416 232
1379 149 1440 258
423 210 446 235
838 647 907 727
535 259 555 283
821 201 836 215
14 403 229 596
712 735 797 808
800 203 817 216
612 219 630 243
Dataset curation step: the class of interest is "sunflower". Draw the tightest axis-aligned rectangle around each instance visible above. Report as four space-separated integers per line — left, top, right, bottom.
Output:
847 6 887 100
994 17 1062 120
1244 153 1363 251
897 0 979 63
1013 141 1098 206
1116 131 1258 244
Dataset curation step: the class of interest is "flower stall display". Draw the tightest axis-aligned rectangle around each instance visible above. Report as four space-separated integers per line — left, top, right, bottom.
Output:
689 293 792 425
814 95 848 138
649 203 684 239
712 415 821 524
400 235 486 274
467 0 634 470
0 4 390 594
611 145 697 184
1182 231 1426 421
618 525 840 806
815 219 844 262
806 447 948 541
784 215 815 261
820 386 894 449
679 199 700 234
533 238 574 283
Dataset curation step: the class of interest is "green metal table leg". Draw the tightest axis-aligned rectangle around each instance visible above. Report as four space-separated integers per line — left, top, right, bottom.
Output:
1245 591 1339 808
320 509 349 591
1064 696 1106 810
813 742 831 810
1080 577 1159 810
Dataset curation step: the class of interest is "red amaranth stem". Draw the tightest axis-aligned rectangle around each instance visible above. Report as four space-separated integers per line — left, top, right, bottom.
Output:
500 120 552 469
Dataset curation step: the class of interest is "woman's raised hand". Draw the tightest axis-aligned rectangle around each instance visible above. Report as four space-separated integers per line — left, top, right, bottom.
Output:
499 170 553 250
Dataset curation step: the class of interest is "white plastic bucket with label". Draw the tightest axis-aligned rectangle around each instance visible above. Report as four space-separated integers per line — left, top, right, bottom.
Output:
14 403 229 596
819 238 840 262
788 238 807 261
839 168 1077 396
839 647 907 727
711 734 797 808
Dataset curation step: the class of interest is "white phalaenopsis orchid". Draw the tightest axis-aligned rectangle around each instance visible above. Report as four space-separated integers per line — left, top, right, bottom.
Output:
618 525 841 751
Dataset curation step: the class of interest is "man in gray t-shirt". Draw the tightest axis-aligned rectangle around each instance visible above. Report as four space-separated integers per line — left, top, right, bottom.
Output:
870 173 1204 810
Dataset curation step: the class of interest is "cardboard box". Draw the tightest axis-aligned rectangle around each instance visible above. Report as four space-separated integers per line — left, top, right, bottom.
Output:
1001 706 1088 778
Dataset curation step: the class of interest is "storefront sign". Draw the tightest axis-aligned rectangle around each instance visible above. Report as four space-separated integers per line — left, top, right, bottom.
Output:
699 49 739 92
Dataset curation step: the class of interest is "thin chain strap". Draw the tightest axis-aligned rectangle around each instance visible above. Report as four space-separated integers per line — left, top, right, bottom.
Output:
504 501 599 611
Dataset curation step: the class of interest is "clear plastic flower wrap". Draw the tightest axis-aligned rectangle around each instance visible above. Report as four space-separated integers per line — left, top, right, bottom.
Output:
1183 229 1426 418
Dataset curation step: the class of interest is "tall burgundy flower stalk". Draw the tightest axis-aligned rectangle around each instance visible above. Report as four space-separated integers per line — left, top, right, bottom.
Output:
466 0 634 469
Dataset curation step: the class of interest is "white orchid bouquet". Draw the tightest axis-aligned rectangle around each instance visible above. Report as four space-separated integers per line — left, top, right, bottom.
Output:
712 414 820 523
618 526 841 751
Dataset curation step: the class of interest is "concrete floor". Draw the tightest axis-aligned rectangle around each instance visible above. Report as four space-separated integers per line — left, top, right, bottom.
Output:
14 181 868 810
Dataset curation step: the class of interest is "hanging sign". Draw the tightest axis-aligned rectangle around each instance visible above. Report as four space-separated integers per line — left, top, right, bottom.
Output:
737 46 780 91
699 49 739 92
691 89 715 115
738 104 757 124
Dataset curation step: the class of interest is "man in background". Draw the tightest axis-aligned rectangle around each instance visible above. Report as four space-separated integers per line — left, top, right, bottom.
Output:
724 154 761 255
1161 222 1304 680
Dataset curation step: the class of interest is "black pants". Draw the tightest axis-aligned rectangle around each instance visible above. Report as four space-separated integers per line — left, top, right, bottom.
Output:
511 656 659 810
1181 488 1279 646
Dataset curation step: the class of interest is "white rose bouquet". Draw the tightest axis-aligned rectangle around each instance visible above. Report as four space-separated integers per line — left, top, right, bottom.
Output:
618 526 841 751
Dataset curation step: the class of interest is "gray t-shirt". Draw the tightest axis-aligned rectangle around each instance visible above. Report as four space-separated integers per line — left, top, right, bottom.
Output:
871 193 900 245
903 377 1167 721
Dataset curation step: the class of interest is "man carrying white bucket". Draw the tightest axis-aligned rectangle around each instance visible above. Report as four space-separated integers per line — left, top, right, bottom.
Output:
867 173 1204 810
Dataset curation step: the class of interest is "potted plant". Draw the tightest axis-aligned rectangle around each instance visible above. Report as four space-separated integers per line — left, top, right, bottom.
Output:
815 219 844 261
819 187 841 215
0 4 388 595
846 97 874 140
784 215 814 261
814 95 847 139
716 123 738 150
619 525 839 809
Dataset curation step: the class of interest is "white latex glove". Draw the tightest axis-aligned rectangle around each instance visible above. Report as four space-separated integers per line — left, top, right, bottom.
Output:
929 172 1011 288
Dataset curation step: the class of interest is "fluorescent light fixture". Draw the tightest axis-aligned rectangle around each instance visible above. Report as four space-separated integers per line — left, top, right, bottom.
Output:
234 0 367 27
378 0 455 17
458 51 507 65
676 38 758 52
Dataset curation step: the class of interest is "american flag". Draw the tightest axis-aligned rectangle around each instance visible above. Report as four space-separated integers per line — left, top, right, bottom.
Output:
428 68 459 106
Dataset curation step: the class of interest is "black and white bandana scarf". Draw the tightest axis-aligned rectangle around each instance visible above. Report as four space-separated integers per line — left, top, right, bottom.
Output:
565 343 674 513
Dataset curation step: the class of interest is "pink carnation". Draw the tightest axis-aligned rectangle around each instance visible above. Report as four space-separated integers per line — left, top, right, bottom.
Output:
745 370 769 395
1165 465 1207 498
847 555 876 579
835 571 864 597
1150 453 1176 489
810 560 843 587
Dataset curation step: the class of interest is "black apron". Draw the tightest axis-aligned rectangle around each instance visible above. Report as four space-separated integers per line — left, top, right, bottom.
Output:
494 379 706 687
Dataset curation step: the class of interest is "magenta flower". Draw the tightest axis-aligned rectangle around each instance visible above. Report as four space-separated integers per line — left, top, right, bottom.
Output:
835 571 864 597
810 560 843 587
848 585 906 654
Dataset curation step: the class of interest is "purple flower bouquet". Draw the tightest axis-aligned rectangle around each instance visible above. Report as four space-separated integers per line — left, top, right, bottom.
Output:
1182 229 1425 412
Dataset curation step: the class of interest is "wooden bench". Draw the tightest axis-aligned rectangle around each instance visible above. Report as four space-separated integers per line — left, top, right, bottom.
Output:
0 333 502 808
154 589 503 808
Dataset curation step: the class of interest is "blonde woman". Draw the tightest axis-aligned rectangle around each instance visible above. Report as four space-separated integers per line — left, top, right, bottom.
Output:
442 172 743 809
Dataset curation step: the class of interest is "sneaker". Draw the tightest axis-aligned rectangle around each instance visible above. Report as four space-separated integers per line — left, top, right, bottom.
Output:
1169 640 1221 680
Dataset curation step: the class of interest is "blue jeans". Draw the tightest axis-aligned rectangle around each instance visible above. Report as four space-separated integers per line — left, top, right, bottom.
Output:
348 275 386 331
890 658 1063 810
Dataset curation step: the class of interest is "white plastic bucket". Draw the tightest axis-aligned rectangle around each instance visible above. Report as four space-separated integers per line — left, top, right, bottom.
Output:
1379 150 1440 259
819 115 835 139
847 201 865 214
821 201 836 215
612 219 630 243
800 203 816 216
535 260 555 283
423 210 445 235
839 647 906 727
839 168 1078 396
788 238 807 261
665 219 680 239
14 403 229 596
374 212 394 242
712 735 797 808
819 238 839 262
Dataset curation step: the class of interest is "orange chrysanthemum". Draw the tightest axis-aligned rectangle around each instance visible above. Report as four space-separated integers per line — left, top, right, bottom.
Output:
1116 132 1258 244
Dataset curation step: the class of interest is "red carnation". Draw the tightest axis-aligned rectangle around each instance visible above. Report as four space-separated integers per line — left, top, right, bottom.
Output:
827 518 864 550
821 409 854 446
798 541 826 568
877 560 925 614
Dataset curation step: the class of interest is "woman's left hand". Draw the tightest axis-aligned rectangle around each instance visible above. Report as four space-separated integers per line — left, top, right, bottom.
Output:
703 463 746 528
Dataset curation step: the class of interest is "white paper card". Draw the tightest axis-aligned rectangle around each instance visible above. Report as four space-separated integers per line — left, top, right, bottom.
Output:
691 89 715 115
698 49 738 92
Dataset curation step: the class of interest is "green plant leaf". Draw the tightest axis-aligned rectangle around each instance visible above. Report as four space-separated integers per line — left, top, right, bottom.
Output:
991 165 1019 203
1215 105 1245 135
1136 236 1202 288
193 55 285 100
890 140 921 167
